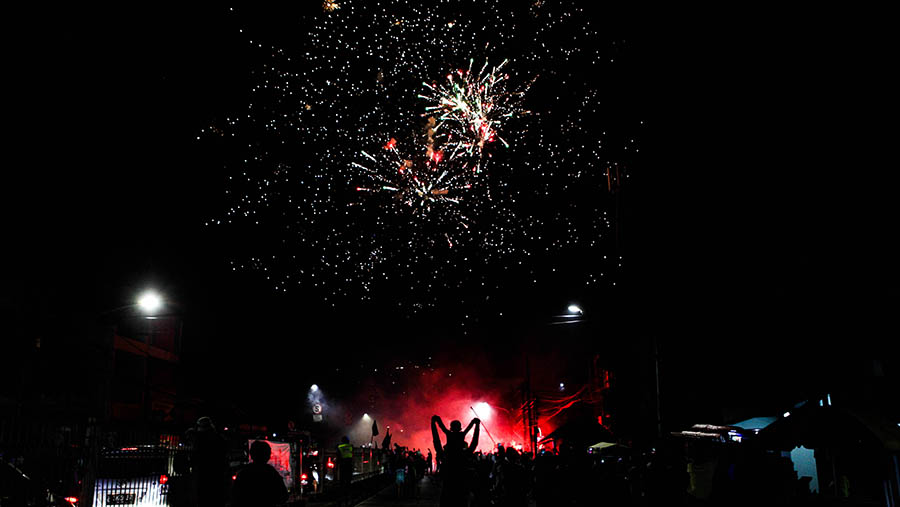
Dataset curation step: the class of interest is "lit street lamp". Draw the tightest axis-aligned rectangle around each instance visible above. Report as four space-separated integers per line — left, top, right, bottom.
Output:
137 290 163 315
550 303 586 325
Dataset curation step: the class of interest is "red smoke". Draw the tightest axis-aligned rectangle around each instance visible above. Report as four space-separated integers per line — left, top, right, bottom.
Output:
341 362 528 455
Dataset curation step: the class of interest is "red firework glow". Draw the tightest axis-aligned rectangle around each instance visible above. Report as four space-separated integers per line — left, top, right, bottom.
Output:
338 364 543 455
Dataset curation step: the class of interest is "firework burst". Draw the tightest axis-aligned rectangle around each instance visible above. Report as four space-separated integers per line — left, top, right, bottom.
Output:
353 136 476 219
420 58 532 157
200 2 638 314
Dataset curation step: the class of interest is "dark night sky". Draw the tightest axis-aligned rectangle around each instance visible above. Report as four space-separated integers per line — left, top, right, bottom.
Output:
6 6 887 423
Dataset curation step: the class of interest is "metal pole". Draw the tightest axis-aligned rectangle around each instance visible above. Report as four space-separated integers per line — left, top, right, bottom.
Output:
470 406 496 446
654 337 662 438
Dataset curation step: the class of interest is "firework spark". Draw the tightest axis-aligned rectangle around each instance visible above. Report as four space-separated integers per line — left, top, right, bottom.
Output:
200 2 637 314
420 58 532 157
352 137 475 217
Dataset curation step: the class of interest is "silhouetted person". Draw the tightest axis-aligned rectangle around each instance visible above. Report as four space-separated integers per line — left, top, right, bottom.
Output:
382 425 392 450
337 436 354 506
232 440 288 507
189 416 227 507
498 448 529 507
426 449 434 475
431 415 480 507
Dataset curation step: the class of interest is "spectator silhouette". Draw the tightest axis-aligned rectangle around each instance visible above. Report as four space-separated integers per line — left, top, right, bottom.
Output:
381 426 392 450
498 448 529 507
189 416 227 507
232 440 288 507
431 415 480 507
337 436 354 506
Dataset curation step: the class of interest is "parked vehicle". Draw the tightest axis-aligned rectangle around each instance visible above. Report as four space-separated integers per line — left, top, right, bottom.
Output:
91 445 185 507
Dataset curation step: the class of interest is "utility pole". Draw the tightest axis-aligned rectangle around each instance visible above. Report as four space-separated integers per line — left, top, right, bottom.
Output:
654 336 662 438
522 356 538 453
522 356 529 452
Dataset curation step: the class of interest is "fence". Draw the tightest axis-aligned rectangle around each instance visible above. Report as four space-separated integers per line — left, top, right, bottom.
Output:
1 413 391 507
0 413 90 506
0 413 191 507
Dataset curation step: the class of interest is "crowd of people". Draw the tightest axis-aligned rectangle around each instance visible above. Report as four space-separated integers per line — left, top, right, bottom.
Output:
381 445 431 499
407 435 814 506
377 437 687 506
179 415 814 507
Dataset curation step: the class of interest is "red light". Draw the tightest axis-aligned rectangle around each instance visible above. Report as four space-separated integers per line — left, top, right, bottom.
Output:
300 473 308 480
327 459 335 469
232 475 238 481
120 447 138 451
64 497 78 505
384 138 397 150
159 474 168 485
310 450 319 456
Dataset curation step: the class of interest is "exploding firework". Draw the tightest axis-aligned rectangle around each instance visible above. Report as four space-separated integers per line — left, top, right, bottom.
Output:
420 58 532 157
353 137 475 218
200 2 638 314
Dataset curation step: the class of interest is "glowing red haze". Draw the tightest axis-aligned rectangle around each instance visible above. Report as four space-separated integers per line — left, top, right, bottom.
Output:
341 364 541 455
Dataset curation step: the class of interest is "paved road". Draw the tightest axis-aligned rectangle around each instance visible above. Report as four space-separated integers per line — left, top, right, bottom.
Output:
353 476 441 506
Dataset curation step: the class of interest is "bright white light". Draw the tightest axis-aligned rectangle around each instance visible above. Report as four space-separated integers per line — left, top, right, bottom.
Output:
783 411 791 418
138 291 162 314
568 304 583 314
473 402 492 421
362 413 371 420
310 384 319 392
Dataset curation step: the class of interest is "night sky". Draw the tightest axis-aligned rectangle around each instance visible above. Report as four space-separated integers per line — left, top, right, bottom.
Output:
7 5 887 428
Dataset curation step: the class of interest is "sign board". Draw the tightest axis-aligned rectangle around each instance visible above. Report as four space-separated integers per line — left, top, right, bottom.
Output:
249 440 293 490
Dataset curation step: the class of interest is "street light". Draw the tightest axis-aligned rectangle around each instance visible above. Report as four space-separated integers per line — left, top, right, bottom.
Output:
137 290 163 315
473 402 492 421
550 303 586 325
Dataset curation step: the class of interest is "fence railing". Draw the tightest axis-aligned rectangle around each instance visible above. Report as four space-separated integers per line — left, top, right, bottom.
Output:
1 413 392 506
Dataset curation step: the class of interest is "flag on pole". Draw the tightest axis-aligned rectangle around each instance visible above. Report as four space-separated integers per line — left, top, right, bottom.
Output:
372 419 379 437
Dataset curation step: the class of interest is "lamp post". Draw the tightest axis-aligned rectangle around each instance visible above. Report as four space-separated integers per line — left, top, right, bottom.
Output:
100 289 181 426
